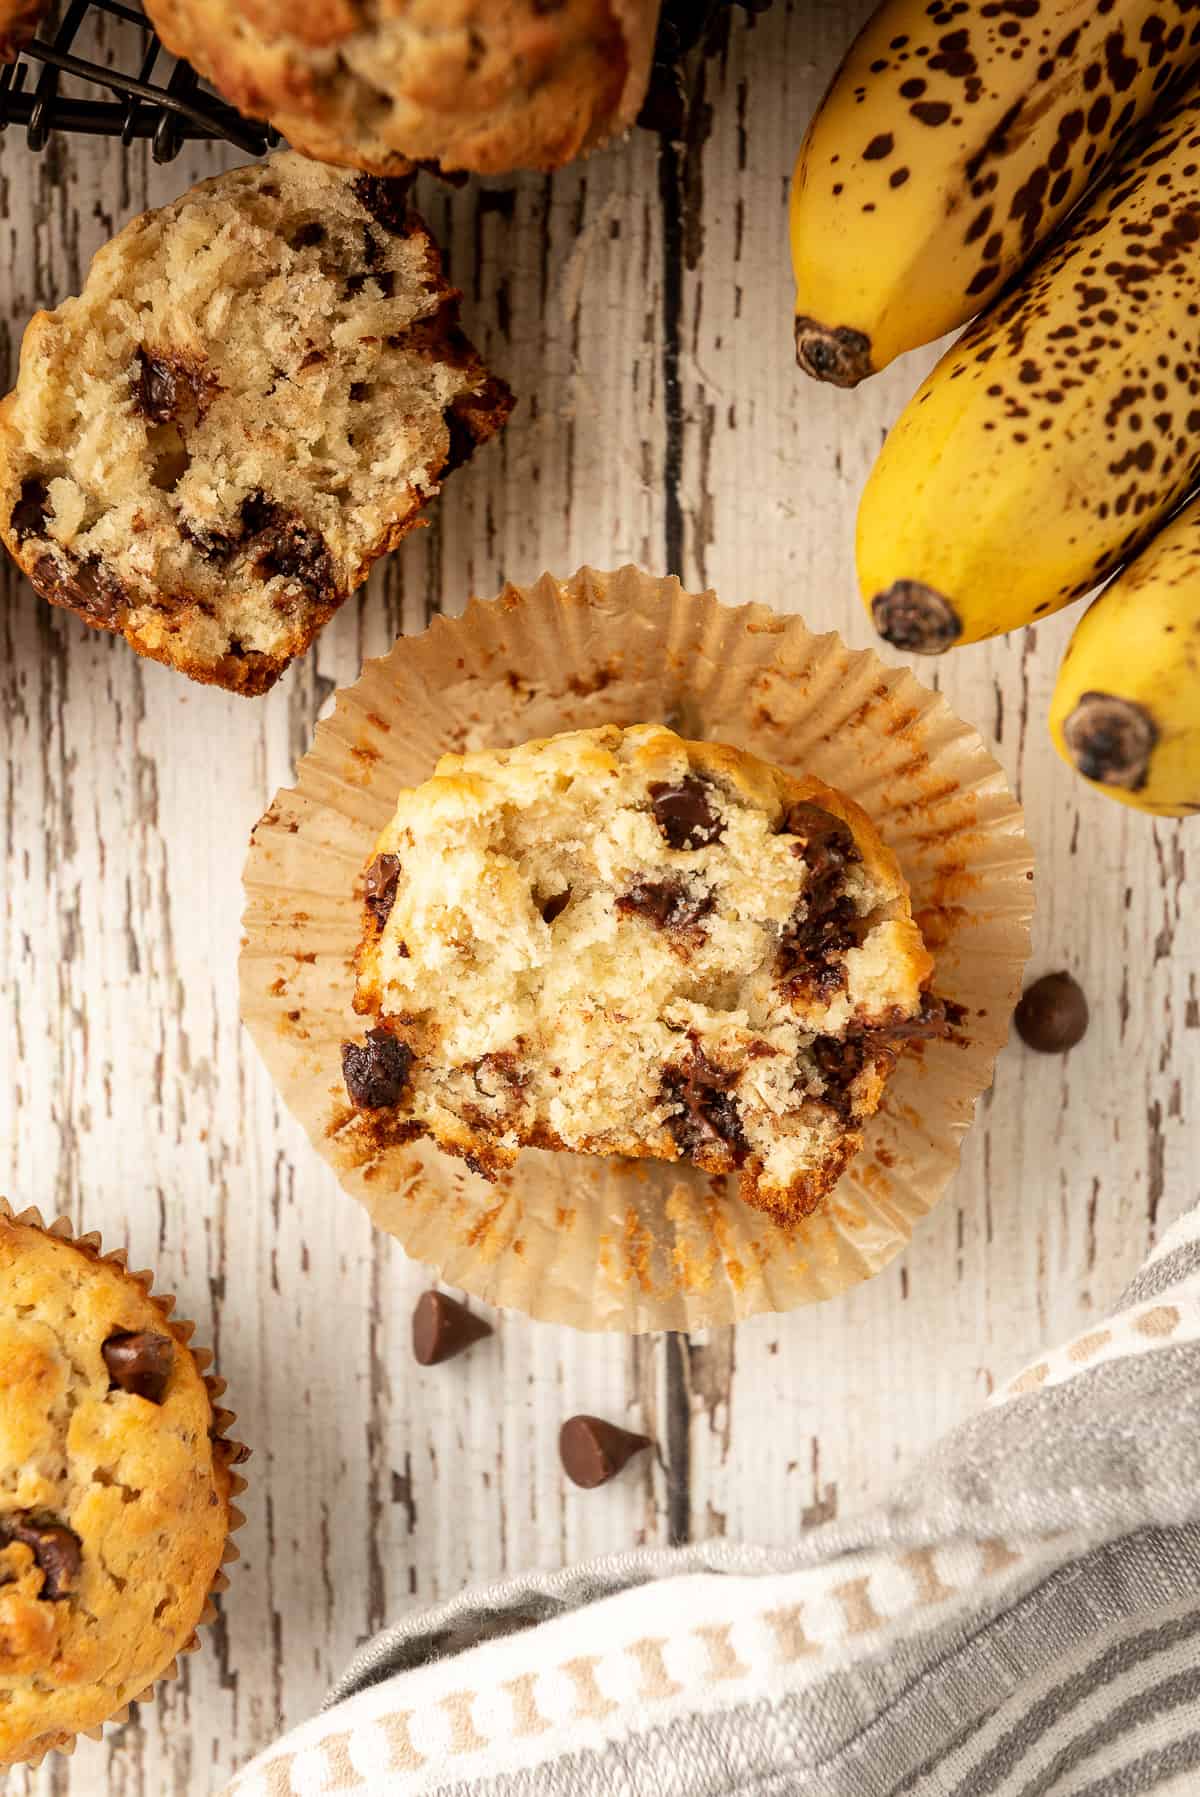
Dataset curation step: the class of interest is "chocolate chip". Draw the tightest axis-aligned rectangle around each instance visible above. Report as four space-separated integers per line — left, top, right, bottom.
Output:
440 376 515 476
179 516 237 562
784 802 860 885
809 1034 871 1121
30 551 126 625
660 1049 748 1167
364 853 401 928
540 889 571 924
649 776 724 850
240 492 336 604
616 879 714 931
353 174 416 235
1014 972 1089 1053
132 345 183 424
292 220 326 248
342 1029 414 1109
1 1515 82 1599
559 1416 651 1489
10 476 52 541
102 1331 174 1404
349 381 370 402
412 1290 493 1365
778 804 866 992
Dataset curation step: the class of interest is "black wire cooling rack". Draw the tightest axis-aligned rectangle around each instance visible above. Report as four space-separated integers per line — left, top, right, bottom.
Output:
0 0 274 161
0 0 772 164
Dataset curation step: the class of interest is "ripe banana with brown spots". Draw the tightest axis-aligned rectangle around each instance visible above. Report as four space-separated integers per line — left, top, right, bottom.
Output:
857 77 1200 653
790 0 1200 386
1049 499 1200 815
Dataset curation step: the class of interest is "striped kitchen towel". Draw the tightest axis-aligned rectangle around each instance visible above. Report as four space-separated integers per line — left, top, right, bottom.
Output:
222 1201 1200 1797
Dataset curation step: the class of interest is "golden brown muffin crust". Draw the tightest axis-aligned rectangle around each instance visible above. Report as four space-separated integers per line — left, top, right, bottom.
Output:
0 1213 237 1766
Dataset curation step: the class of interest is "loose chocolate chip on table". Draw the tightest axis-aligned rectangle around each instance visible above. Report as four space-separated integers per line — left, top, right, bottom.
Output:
412 1290 493 1366
1 1514 83 1599
102 1330 175 1404
559 1416 652 1489
364 853 401 928
1014 972 1089 1054
11 476 52 541
342 1029 414 1108
649 776 723 849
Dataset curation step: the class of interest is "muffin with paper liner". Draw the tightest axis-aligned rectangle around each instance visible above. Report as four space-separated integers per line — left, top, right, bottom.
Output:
343 722 941 1227
241 566 1033 1331
0 1199 248 1767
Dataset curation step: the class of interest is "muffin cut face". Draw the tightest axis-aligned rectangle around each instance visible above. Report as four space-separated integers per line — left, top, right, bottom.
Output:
0 1213 238 1766
346 725 937 1224
0 152 513 694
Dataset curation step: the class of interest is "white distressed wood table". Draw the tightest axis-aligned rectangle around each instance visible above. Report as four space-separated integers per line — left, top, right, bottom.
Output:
2 3 1197 1792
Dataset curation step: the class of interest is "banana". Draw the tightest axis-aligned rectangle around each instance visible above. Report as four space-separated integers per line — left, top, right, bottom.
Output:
1050 498 1200 815
791 0 1200 386
857 77 1200 654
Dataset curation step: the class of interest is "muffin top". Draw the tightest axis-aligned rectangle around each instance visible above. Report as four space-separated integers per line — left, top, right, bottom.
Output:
0 1209 239 1766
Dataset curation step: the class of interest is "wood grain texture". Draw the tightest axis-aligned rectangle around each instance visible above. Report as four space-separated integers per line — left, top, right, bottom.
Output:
1 2 1196 1790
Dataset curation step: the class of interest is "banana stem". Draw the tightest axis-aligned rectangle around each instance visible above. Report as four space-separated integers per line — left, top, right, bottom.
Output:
870 581 962 654
794 317 873 387
1062 693 1158 791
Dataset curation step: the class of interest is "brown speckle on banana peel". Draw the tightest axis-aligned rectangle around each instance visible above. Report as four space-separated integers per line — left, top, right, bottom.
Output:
858 79 1200 648
790 0 1200 378
1062 693 1158 790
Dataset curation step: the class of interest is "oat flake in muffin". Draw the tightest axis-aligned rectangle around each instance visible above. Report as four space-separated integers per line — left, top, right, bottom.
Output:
0 1204 245 1766
343 723 938 1225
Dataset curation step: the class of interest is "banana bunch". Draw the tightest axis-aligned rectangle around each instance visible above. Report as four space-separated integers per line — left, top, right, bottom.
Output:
793 0 1200 814
790 0 1200 385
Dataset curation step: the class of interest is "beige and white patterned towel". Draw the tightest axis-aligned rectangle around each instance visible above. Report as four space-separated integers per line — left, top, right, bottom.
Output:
222 1202 1200 1796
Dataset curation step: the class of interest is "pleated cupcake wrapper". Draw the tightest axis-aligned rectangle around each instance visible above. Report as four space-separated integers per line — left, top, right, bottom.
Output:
0 1196 249 1767
240 567 1034 1331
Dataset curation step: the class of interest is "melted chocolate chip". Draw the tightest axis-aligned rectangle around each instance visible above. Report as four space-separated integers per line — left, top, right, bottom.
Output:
1 1515 82 1599
660 1049 748 1167
131 345 213 425
11 476 52 541
616 879 714 931
440 376 514 476
342 1029 414 1109
179 516 237 562
540 889 571 924
240 492 335 604
559 1416 651 1489
1014 972 1089 1053
364 853 401 928
649 776 724 850
412 1290 493 1365
132 346 183 424
30 552 126 625
809 1034 872 1121
778 804 865 992
102 1331 175 1404
353 174 417 235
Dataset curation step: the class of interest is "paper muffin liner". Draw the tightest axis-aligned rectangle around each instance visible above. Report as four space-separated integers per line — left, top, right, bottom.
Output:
0 1197 249 1767
240 567 1033 1331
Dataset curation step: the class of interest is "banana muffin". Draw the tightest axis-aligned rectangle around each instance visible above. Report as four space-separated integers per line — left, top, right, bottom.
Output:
0 152 513 694
342 724 937 1224
0 1203 245 1766
144 0 661 177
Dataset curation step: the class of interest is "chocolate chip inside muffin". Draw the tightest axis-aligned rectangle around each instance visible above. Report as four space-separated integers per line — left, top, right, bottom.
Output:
343 724 936 1223
0 151 513 695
